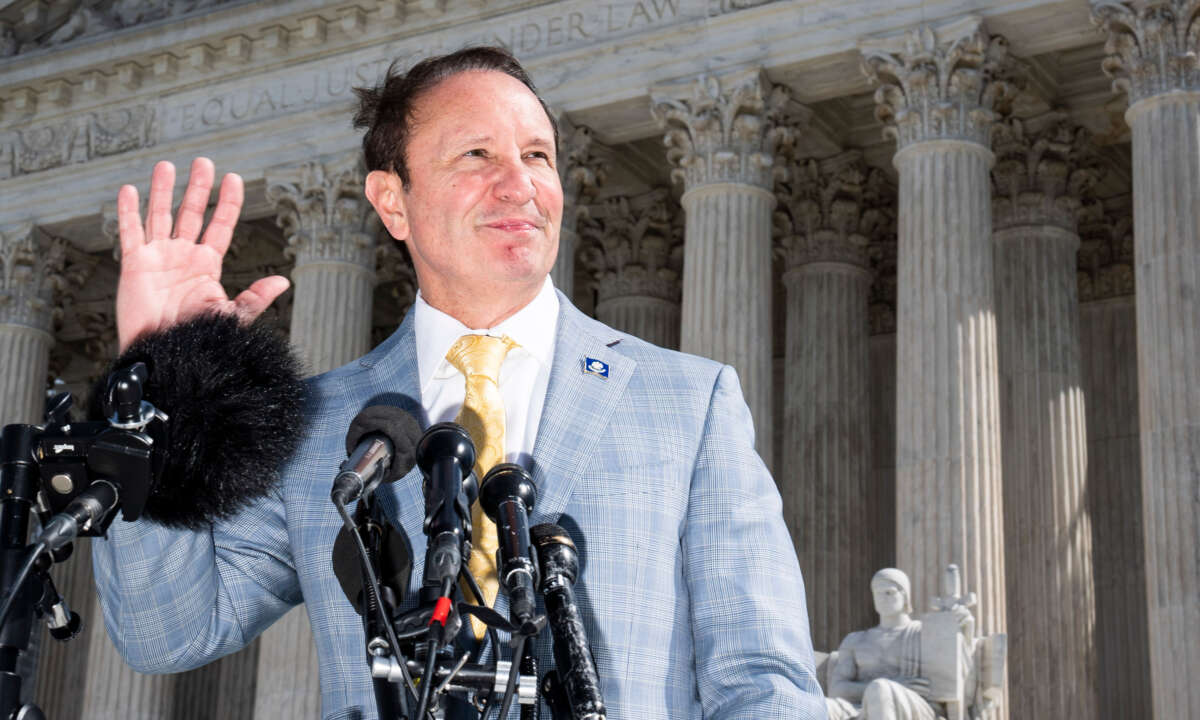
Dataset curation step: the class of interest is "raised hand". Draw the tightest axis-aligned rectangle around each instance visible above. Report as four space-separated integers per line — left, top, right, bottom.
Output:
115 158 290 352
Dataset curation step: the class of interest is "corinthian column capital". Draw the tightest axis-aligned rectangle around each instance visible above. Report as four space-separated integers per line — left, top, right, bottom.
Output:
774 150 894 270
651 68 792 190
559 122 609 213
0 223 68 331
860 16 1021 149
1092 0 1200 104
991 112 1105 231
579 188 682 304
266 152 379 268
1076 196 1135 302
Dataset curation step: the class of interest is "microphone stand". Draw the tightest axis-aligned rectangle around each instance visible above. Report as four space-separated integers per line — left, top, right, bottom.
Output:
354 498 407 719
0 365 163 720
0 424 44 720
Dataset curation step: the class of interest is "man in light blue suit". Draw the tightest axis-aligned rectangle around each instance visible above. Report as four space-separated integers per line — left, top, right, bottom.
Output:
93 47 825 718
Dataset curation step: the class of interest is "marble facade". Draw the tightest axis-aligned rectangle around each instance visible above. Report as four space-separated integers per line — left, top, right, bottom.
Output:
0 0 1187 717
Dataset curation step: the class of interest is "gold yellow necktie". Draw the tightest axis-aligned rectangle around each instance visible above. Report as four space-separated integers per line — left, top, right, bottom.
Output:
445 333 519 639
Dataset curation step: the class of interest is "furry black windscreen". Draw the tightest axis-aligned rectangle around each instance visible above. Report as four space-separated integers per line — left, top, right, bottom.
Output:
90 313 307 530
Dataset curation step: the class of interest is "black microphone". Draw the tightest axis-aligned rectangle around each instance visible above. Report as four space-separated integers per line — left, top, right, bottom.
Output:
531 523 606 720
331 406 422 506
479 463 540 636
88 313 306 530
415 423 477 601
36 480 119 553
331 517 413 616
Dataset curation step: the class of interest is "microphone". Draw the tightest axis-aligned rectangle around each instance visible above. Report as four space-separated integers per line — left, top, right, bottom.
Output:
415 422 477 600
87 312 306 530
331 517 413 616
479 463 540 636
531 523 606 720
36 480 119 553
331 406 422 506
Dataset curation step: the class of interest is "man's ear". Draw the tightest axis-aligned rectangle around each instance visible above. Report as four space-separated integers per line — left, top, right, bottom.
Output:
364 170 409 241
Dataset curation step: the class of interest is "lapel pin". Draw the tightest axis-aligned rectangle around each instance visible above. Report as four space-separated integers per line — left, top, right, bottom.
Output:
583 357 609 379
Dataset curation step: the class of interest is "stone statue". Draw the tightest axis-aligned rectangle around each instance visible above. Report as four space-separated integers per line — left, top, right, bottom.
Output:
821 565 1007 720
825 567 939 720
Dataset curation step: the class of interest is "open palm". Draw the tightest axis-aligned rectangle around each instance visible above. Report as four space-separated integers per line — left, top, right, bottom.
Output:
115 158 289 352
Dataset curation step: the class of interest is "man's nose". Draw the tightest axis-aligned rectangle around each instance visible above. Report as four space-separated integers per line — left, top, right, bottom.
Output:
493 158 537 204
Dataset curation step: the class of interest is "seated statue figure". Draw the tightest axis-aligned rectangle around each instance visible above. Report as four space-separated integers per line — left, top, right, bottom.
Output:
825 568 939 720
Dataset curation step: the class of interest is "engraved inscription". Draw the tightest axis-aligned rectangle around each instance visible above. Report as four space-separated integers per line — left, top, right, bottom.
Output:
461 0 684 57
166 58 392 137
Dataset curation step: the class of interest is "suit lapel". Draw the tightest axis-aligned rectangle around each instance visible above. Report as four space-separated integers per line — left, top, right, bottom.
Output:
344 310 428 539
529 298 634 526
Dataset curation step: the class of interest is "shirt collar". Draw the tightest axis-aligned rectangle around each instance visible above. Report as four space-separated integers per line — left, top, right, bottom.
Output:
414 275 559 390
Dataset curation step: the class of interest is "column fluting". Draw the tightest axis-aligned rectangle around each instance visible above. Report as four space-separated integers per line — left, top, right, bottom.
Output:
774 150 890 650
652 69 790 468
862 18 1017 642
1093 3 1200 713
260 152 379 717
991 114 1098 719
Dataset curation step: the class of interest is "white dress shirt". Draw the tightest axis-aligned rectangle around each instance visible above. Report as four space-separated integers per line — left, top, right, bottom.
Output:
413 275 559 468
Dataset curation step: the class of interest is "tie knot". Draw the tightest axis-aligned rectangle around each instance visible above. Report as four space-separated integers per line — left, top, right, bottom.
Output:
445 334 518 382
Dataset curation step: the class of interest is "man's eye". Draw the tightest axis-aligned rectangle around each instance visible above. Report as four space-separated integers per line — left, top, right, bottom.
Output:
464 149 487 158
527 151 551 162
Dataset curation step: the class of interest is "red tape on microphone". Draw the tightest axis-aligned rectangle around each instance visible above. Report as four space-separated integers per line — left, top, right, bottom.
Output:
429 596 452 627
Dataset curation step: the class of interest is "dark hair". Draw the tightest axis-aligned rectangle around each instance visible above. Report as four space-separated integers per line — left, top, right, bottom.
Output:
353 46 558 188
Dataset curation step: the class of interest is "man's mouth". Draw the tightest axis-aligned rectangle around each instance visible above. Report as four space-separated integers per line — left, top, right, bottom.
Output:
484 219 542 232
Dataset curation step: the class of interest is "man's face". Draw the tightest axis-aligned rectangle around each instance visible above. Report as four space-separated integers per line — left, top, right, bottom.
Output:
379 70 562 309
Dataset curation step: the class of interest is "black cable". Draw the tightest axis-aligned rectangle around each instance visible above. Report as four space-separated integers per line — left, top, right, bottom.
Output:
460 568 501 664
0 542 46 632
333 499 421 713
413 576 455 720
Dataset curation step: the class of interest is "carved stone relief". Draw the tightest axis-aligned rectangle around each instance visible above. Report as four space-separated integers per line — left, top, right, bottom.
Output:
578 188 683 304
0 105 156 180
1076 194 1135 301
651 68 792 189
991 111 1105 231
266 154 378 269
0 0 237 57
861 17 1023 149
1092 0 1200 103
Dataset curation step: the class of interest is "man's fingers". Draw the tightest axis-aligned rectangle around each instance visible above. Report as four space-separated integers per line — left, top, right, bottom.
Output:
173 157 216 242
201 172 244 256
144 161 176 242
233 275 290 321
116 184 145 255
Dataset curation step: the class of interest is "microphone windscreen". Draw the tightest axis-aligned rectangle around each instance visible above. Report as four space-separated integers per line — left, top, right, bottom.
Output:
344 405 422 483
331 523 413 615
89 313 306 530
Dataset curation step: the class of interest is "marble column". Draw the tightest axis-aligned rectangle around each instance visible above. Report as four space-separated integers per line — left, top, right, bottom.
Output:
773 150 892 651
267 152 378 375
0 224 60 710
861 16 1016 637
1076 196 1151 720
578 189 682 349
261 152 379 718
553 121 607 305
1093 4 1200 712
991 113 1099 719
652 69 790 468
0 223 60 425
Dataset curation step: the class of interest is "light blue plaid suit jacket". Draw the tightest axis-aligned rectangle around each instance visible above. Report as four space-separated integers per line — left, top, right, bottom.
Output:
92 293 826 719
